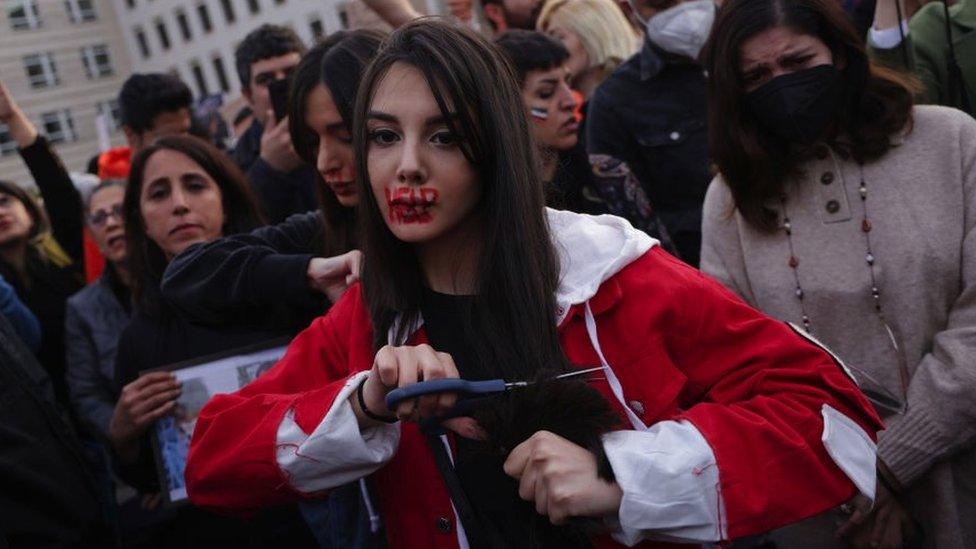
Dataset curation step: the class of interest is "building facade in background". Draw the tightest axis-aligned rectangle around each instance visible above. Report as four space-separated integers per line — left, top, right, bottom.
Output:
0 0 439 187
111 0 348 101
1 0 133 187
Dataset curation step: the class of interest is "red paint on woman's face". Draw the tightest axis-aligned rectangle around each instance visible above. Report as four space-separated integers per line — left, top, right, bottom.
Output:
384 186 439 224
367 63 481 246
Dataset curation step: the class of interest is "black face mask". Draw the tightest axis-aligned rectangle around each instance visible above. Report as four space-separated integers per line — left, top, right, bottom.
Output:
745 64 844 145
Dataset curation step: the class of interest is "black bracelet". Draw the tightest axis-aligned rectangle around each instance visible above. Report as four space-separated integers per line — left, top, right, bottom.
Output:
356 376 397 423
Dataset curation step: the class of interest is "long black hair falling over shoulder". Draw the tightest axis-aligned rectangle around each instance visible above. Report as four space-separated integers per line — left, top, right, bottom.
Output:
288 29 385 257
353 19 568 380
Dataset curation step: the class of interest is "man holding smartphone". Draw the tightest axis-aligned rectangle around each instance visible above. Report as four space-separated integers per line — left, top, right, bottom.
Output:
234 25 315 223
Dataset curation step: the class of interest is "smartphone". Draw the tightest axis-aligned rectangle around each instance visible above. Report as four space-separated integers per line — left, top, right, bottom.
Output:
268 78 290 124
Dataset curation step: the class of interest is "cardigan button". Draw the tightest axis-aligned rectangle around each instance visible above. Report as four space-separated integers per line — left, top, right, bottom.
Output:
628 400 645 415
436 516 453 534
825 200 840 214
820 172 834 185
815 144 829 160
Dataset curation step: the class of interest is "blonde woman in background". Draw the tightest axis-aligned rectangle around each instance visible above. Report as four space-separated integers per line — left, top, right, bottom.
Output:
538 0 640 101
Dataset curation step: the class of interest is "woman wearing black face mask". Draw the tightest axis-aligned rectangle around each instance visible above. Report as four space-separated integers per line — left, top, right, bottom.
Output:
700 0 976 547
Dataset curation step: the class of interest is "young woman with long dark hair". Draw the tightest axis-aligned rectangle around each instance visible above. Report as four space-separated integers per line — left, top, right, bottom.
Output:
157 30 388 549
160 30 384 328
0 80 86 409
109 135 316 548
700 0 976 546
185 20 881 548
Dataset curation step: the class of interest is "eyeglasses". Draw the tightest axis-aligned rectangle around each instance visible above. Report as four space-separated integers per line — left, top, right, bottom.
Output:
88 203 124 227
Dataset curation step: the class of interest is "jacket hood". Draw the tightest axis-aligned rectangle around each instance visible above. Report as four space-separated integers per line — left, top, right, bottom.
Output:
547 208 657 319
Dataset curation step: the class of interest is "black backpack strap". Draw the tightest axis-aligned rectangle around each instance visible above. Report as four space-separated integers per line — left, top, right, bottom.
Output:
942 0 973 115
423 432 508 549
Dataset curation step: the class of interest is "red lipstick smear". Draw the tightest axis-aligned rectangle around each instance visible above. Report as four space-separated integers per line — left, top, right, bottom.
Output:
385 187 439 224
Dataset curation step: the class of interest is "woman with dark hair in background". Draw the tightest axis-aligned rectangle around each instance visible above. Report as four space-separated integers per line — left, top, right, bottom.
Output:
185 20 881 548
108 135 316 548
159 31 387 549
699 0 976 545
0 79 85 410
161 30 384 331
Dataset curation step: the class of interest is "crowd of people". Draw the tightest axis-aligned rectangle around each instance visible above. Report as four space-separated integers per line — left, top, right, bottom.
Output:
0 0 973 547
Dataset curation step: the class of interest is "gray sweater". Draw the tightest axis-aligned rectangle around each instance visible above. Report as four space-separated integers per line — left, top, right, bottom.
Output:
701 105 976 548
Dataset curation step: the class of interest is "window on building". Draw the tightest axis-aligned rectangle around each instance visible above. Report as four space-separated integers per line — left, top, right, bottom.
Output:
81 45 113 78
190 61 208 97
41 110 76 143
64 0 96 22
308 16 324 40
134 27 150 58
212 56 230 92
175 9 192 41
23 53 58 88
0 124 17 156
125 0 135 8
245 0 259 14
337 4 349 29
9 0 41 30
155 19 171 50
273 0 284 5
197 3 213 32
95 100 121 131
218 0 235 23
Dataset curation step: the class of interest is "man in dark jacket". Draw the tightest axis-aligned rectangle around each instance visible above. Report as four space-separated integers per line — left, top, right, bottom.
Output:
586 0 717 267
0 313 114 548
233 25 317 223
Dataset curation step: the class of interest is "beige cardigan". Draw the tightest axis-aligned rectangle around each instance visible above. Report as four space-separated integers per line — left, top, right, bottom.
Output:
701 105 976 548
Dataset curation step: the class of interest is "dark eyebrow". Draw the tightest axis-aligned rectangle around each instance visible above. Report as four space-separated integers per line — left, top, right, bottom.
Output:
778 47 815 61
425 113 458 126
367 111 458 126
147 177 169 189
180 172 207 184
326 122 348 132
367 111 397 123
538 78 559 85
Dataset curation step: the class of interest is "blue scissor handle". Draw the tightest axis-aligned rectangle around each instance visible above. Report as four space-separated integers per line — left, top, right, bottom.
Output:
385 378 507 411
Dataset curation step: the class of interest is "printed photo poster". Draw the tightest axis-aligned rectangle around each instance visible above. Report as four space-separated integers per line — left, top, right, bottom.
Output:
150 339 288 505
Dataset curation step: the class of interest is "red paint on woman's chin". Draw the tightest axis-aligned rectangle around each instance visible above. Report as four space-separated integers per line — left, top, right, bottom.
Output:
388 204 433 224
384 187 439 225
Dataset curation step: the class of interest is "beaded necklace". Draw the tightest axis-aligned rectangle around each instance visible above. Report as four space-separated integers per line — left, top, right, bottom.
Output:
780 162 910 410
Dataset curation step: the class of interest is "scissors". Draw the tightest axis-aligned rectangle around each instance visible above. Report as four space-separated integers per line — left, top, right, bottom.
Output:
384 366 605 420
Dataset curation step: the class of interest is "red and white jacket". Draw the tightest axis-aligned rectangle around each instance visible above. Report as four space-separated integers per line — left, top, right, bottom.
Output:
185 209 883 547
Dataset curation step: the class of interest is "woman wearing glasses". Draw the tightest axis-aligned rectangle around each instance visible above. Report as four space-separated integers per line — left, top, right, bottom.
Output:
65 180 132 442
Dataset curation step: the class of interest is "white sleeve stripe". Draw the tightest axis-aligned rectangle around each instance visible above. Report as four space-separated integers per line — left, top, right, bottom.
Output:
275 371 400 494
822 404 878 501
602 421 727 545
